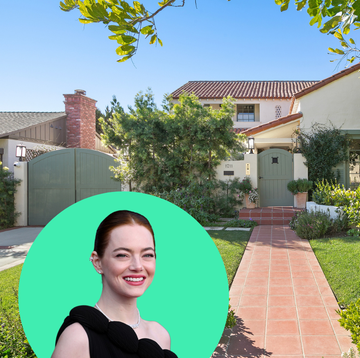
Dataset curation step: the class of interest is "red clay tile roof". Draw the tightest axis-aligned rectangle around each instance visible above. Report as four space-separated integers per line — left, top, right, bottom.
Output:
288 62 360 113
171 81 319 100
242 113 303 136
294 62 360 99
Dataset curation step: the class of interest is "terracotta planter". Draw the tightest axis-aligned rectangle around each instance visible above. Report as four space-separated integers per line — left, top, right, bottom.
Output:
294 192 307 209
245 194 256 209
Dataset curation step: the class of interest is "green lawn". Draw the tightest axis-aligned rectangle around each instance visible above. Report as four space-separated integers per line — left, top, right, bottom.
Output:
0 264 22 310
208 230 251 286
310 236 360 306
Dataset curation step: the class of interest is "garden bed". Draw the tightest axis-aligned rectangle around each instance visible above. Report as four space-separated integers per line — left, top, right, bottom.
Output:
306 201 342 220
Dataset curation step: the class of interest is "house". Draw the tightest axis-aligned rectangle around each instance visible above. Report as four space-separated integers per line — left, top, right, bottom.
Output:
171 63 360 207
0 90 115 168
171 80 318 132
242 62 360 195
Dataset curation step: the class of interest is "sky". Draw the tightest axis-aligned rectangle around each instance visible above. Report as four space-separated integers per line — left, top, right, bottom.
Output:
0 0 354 113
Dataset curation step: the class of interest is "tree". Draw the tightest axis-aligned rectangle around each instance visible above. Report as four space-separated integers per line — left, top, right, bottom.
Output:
96 95 122 134
276 0 360 65
296 123 352 183
99 89 246 191
60 0 189 62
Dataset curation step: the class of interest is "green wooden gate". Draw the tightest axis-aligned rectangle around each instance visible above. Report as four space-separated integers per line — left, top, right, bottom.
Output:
258 148 293 207
28 149 121 225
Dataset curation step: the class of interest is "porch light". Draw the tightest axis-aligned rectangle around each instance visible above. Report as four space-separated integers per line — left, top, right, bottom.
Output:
15 144 26 161
295 136 301 153
248 137 255 154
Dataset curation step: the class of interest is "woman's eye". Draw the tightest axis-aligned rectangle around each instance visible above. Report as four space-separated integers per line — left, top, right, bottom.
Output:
143 253 154 258
116 254 127 258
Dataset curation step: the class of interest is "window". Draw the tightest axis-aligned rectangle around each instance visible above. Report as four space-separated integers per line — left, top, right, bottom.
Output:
237 104 255 122
203 104 210 108
275 105 282 119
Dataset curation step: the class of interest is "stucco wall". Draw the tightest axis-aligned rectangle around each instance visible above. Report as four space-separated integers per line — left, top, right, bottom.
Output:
13 161 27 226
298 70 360 131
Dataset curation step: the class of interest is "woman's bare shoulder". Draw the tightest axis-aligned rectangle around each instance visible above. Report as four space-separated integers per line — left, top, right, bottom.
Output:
143 320 171 350
51 323 90 358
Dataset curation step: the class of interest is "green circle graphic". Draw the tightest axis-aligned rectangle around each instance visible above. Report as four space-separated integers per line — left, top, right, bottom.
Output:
18 192 228 358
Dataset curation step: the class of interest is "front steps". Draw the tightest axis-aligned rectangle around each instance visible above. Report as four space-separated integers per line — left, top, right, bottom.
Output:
239 206 303 225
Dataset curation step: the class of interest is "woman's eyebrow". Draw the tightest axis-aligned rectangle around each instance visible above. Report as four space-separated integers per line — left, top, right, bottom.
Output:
113 247 155 253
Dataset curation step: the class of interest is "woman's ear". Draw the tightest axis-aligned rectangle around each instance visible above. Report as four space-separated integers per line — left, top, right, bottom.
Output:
90 251 103 274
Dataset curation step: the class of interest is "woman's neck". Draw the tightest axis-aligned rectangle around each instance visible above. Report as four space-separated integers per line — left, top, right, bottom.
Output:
96 291 139 325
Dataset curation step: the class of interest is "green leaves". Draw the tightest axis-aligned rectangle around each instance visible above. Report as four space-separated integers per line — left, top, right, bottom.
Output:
140 25 153 35
116 44 135 55
61 0 184 62
275 0 360 66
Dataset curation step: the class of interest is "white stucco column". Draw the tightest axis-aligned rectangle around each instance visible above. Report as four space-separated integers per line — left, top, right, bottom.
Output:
13 161 27 226
244 153 258 188
294 153 308 180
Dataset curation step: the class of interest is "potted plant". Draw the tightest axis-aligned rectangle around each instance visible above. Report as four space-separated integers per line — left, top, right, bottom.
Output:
287 178 313 208
247 188 259 209
239 177 257 208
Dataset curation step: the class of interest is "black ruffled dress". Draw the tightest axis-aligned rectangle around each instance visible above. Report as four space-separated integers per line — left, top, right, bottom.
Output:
55 306 178 358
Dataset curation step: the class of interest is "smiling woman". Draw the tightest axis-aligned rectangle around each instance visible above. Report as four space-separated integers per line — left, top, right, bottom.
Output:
51 210 177 358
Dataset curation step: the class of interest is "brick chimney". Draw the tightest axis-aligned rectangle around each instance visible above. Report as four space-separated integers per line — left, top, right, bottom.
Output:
63 89 97 150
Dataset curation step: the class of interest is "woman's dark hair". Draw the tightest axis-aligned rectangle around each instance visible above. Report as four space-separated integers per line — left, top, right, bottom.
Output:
94 210 155 258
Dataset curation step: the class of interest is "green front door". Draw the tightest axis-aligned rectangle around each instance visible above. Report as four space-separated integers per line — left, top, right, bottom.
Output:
258 149 293 207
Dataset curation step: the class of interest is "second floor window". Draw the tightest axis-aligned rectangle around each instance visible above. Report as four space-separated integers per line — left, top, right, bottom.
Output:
237 105 255 121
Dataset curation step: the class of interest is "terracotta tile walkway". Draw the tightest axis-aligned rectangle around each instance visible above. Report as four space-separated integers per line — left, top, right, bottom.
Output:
213 225 355 358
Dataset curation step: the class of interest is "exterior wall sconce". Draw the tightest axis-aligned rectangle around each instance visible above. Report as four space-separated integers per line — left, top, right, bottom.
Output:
248 137 255 154
16 144 27 161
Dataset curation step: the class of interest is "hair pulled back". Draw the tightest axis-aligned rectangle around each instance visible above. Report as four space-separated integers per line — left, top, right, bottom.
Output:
94 210 155 258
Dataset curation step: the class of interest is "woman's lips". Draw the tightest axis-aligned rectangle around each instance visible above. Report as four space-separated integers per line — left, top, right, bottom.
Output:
123 276 146 286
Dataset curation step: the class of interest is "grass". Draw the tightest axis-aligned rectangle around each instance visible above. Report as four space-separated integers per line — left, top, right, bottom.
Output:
0 264 22 310
310 236 360 306
208 230 251 286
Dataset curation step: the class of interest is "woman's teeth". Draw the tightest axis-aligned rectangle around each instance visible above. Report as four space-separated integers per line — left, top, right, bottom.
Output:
124 277 144 282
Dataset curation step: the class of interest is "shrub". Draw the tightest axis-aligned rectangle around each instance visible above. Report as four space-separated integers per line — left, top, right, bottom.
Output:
341 348 359 358
0 289 36 358
287 178 313 194
0 163 21 229
215 178 244 217
223 218 258 229
291 210 333 240
151 178 244 224
225 303 236 329
337 298 360 353
151 181 219 224
312 180 360 230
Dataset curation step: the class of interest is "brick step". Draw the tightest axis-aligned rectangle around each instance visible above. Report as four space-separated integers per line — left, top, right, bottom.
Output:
239 207 302 225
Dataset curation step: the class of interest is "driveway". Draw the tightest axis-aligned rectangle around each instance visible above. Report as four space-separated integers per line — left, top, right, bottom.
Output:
0 227 43 272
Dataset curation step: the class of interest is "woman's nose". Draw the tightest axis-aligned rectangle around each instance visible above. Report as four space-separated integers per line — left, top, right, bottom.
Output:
129 256 143 271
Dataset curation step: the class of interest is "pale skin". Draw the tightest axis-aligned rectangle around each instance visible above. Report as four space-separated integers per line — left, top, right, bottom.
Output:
52 224 170 358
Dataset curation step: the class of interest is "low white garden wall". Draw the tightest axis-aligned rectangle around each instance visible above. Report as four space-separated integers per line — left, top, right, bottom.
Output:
306 201 342 220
